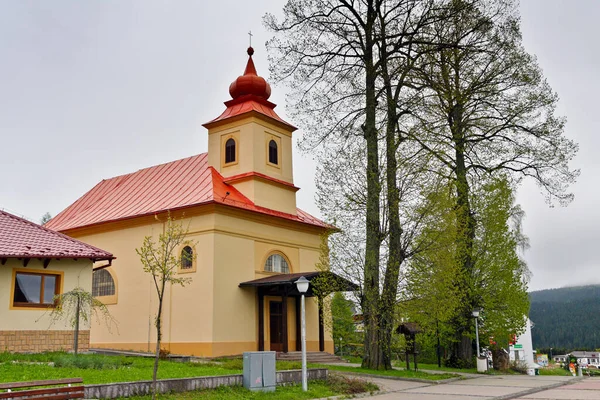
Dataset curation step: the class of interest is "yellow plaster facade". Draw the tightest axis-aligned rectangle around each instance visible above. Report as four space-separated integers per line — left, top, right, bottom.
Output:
70 204 333 357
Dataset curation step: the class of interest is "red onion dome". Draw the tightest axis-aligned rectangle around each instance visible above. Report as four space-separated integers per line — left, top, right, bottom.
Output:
228 47 272 100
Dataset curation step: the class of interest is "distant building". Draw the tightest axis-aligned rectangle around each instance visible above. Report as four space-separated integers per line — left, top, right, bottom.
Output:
509 318 536 368
555 351 600 366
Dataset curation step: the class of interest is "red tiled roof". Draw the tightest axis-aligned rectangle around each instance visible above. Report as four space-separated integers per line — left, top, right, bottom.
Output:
46 153 328 232
0 209 113 260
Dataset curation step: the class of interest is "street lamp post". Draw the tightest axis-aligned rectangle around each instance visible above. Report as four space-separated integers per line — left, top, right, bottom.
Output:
295 276 310 392
472 309 481 358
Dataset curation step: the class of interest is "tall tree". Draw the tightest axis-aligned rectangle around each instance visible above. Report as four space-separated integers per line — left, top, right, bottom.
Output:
410 0 578 363
267 0 442 370
267 0 383 369
137 216 193 400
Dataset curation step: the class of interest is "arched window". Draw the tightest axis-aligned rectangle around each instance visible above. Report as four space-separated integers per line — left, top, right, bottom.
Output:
264 253 289 273
225 138 236 164
268 140 278 165
92 269 115 297
181 246 193 270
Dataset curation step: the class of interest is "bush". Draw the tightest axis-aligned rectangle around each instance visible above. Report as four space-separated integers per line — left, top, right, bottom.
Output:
509 360 528 374
444 353 474 369
327 374 378 395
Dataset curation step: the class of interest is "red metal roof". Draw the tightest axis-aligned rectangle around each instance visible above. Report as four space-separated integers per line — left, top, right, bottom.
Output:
0 209 113 260
223 171 300 190
46 153 328 232
204 96 296 130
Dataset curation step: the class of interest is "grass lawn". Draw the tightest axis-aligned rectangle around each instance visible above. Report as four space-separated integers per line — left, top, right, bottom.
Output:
410 362 478 374
0 353 244 384
538 367 575 377
123 377 378 400
318 363 460 380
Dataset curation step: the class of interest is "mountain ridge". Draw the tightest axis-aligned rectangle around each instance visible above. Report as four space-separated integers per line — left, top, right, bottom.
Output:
529 284 600 350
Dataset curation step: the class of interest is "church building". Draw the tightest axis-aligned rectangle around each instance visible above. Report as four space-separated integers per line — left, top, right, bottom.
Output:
46 47 356 357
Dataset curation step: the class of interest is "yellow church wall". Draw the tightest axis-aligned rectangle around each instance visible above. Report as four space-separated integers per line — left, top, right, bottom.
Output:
211 232 256 346
76 213 217 352
67 202 331 357
0 258 92 331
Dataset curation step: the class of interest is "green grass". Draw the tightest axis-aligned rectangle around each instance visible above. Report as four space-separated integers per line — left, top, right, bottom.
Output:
123 376 378 400
318 363 460 380
341 355 363 364
411 362 478 374
538 367 572 376
0 352 243 384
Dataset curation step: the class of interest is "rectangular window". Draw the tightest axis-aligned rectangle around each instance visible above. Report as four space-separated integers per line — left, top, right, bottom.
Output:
13 272 60 308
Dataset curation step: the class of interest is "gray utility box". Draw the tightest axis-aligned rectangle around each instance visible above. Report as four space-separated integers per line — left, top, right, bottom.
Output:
243 351 276 392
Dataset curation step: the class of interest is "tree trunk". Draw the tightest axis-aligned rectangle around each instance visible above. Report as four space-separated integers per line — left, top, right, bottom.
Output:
74 296 80 356
492 348 509 371
152 284 165 400
449 78 477 365
362 0 383 371
379 54 404 371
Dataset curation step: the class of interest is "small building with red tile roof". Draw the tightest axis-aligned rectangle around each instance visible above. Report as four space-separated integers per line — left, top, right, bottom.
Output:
0 209 113 353
46 47 353 357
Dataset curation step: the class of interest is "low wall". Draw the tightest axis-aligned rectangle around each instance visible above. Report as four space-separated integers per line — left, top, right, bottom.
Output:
85 368 328 399
0 330 89 353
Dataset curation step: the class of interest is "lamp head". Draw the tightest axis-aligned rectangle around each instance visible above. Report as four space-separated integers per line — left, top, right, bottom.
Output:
295 276 310 294
472 308 481 318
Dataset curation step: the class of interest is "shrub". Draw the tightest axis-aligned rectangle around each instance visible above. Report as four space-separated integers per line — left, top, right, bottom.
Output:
327 374 378 395
509 360 528 374
159 349 171 360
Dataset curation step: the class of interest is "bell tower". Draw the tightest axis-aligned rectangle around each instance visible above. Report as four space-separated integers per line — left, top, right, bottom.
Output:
203 47 298 215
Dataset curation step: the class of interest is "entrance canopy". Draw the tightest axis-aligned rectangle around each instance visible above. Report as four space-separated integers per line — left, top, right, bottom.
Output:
240 271 358 353
239 271 358 297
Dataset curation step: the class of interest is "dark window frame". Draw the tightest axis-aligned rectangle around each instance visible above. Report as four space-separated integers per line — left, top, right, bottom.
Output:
12 271 60 308
225 138 236 164
268 140 278 165
181 246 194 270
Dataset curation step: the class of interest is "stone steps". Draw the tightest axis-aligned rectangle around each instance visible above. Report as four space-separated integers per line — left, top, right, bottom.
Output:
277 351 348 364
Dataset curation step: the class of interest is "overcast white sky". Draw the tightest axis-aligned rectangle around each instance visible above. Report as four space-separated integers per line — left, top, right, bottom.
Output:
0 1 596 291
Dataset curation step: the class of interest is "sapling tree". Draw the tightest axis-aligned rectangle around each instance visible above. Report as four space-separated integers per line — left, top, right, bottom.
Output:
136 215 194 400
46 286 117 355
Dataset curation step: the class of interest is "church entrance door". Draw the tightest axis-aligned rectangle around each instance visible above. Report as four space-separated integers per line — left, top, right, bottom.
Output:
269 301 284 352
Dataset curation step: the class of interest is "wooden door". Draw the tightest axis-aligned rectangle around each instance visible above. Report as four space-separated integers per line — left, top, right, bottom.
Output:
269 301 284 352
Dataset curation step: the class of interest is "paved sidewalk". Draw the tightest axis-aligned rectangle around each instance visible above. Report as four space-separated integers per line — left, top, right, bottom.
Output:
516 378 600 399
356 373 578 399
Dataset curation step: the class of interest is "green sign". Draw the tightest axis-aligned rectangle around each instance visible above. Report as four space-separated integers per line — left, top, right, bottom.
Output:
513 344 523 349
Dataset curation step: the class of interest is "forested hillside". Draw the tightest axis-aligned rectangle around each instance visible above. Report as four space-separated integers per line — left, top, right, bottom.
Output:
530 285 600 350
